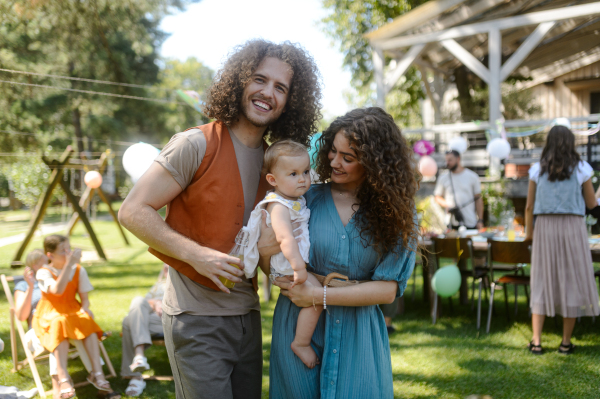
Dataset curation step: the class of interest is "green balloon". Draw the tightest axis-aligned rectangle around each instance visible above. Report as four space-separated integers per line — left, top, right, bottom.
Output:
431 265 462 298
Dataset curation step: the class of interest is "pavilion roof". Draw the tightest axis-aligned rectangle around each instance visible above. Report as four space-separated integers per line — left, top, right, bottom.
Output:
366 0 600 84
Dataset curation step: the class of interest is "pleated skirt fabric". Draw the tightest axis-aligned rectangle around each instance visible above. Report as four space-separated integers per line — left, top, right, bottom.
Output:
530 214 600 317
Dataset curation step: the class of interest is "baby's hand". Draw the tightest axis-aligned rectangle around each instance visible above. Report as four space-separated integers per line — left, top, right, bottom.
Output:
24 267 36 287
291 268 308 288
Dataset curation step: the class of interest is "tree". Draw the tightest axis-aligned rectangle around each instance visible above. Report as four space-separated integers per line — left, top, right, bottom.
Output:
1 0 212 205
155 57 214 136
321 0 428 126
0 0 199 156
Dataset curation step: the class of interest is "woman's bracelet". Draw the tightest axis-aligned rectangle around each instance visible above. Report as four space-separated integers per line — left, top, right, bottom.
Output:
323 286 327 310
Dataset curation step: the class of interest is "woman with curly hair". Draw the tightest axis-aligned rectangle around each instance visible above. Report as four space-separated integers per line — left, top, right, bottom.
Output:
264 107 417 398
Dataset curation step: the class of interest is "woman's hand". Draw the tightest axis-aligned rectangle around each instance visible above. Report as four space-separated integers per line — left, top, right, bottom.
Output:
274 277 318 308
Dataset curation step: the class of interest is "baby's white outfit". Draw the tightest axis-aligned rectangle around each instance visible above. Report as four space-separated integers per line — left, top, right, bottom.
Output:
244 191 310 280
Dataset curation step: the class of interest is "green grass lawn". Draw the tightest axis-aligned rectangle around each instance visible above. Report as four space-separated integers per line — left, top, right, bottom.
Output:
2 212 600 398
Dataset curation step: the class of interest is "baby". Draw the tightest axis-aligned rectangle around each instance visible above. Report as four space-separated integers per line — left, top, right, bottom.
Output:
245 139 323 368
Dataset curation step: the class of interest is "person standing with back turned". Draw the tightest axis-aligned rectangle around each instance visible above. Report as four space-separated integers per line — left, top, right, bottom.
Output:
525 123 599 354
118 39 322 399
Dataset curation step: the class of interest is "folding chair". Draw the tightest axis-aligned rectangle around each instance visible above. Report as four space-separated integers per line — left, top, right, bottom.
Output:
431 237 489 329
485 240 532 333
1 274 117 398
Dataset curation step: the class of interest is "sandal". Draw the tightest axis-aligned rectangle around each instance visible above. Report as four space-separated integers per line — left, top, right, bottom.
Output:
125 378 146 397
558 342 576 355
87 371 112 392
129 354 150 373
58 378 76 399
527 340 544 355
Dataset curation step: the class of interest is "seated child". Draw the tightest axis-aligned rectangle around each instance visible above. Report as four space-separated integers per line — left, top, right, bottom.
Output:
16 249 93 397
32 235 117 399
14 249 47 327
245 140 323 368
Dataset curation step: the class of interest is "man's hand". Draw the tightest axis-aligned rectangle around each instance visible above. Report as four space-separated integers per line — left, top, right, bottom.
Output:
149 299 163 318
257 211 303 258
187 246 245 294
476 221 484 231
291 268 308 288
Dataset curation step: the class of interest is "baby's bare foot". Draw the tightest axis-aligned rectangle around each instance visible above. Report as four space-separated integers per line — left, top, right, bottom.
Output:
291 340 319 369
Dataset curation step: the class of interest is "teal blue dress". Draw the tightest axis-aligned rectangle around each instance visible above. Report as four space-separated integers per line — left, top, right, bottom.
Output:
270 183 416 399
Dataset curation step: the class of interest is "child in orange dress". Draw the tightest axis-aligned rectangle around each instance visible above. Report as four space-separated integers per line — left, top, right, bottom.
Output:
32 235 117 399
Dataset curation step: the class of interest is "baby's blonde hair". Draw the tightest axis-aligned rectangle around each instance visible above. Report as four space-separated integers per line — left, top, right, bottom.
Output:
262 139 309 175
25 249 46 267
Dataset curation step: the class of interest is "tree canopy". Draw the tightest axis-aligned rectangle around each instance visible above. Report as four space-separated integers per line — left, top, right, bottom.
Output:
321 0 428 126
0 0 208 156
0 0 214 206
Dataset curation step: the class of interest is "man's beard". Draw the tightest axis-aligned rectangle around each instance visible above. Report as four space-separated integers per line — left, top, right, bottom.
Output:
240 99 280 128
448 164 458 171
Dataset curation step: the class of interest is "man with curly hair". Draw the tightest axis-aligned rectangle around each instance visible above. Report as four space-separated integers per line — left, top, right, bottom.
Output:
119 39 322 399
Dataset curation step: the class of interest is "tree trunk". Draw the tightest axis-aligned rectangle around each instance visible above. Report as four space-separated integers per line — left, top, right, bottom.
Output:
454 65 475 122
72 107 85 155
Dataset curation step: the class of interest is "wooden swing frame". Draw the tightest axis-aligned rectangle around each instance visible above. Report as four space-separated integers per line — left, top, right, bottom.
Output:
10 147 129 268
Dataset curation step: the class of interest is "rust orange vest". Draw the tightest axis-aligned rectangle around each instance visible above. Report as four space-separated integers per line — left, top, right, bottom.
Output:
148 121 270 291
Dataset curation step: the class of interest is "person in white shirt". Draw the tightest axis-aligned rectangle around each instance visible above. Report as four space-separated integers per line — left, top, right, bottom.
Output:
434 150 484 230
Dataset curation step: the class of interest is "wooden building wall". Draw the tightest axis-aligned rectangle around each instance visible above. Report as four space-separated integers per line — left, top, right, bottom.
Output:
530 60 600 120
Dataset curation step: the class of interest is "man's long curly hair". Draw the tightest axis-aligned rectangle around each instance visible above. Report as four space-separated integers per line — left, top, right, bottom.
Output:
202 39 322 146
315 107 420 254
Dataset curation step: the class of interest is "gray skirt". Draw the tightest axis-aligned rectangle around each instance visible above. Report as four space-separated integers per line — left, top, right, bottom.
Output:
531 214 600 317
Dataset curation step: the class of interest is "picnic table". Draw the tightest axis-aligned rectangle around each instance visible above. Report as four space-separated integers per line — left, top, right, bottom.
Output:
420 236 600 318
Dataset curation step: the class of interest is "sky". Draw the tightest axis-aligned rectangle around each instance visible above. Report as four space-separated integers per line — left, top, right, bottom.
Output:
159 0 352 119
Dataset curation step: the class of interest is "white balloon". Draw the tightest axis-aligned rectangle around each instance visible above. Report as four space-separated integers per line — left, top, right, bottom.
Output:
448 136 468 154
551 117 571 129
122 143 160 183
486 138 511 160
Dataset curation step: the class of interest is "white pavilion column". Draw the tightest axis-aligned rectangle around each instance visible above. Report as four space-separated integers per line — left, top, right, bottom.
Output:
373 47 386 108
488 28 502 176
488 28 502 130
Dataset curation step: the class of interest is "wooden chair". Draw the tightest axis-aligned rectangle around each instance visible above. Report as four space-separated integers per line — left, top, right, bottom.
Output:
1 274 117 398
485 240 532 333
410 256 424 302
432 237 490 329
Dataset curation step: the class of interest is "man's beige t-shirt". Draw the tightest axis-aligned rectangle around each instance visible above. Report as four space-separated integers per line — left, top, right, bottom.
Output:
434 168 481 228
156 128 263 316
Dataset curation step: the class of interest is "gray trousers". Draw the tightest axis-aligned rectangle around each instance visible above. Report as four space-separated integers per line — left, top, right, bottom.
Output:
162 310 262 399
121 296 163 377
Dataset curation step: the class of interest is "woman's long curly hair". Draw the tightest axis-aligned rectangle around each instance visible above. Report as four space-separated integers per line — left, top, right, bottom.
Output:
540 126 581 182
315 107 420 254
202 39 322 146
